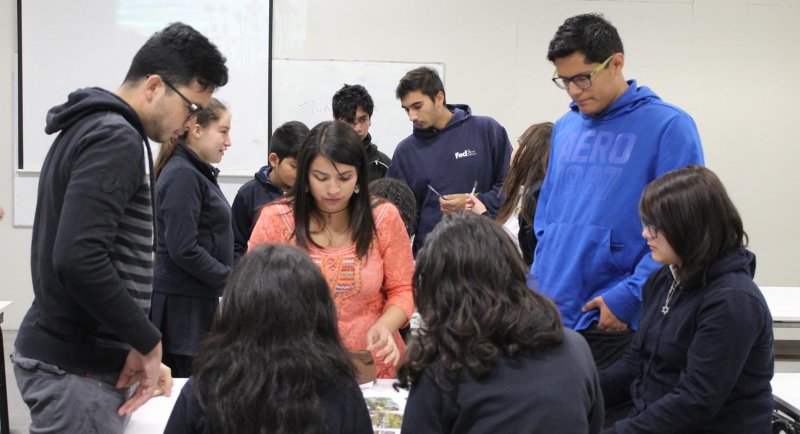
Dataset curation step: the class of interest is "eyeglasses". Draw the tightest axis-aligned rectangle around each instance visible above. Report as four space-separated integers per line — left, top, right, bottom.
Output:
552 55 614 90
642 222 659 238
163 79 203 116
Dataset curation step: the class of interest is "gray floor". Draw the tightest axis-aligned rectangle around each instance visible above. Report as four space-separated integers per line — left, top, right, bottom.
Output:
3 330 29 434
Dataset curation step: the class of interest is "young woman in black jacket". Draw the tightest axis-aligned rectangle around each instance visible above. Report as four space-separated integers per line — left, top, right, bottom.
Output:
398 212 603 433
600 165 774 433
150 98 234 377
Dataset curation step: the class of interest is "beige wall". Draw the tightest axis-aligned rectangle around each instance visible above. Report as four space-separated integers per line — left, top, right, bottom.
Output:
3 0 800 328
274 0 800 291
2 0 34 328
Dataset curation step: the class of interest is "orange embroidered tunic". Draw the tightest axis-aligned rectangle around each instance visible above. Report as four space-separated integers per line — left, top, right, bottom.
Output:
248 200 415 378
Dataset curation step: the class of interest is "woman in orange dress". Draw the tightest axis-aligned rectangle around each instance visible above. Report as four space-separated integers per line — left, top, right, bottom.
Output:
249 121 414 379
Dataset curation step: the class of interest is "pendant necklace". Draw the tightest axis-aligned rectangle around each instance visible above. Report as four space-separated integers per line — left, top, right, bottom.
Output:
661 279 680 315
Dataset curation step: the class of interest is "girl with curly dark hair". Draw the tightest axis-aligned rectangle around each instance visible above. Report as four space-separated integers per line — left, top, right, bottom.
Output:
398 212 603 433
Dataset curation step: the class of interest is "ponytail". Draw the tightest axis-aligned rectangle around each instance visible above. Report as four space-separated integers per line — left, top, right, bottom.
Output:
154 137 181 180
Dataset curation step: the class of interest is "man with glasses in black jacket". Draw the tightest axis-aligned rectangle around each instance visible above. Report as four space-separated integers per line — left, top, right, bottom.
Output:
12 22 228 433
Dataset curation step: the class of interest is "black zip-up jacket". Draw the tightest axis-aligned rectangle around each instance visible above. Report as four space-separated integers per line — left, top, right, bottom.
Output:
230 165 284 262
153 144 233 298
600 248 773 433
363 133 391 181
16 87 161 374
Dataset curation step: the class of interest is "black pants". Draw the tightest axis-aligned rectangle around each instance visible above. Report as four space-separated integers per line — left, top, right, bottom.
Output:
580 323 635 428
578 322 635 371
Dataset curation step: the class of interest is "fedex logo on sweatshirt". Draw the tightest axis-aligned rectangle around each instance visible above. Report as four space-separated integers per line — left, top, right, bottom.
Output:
455 149 478 159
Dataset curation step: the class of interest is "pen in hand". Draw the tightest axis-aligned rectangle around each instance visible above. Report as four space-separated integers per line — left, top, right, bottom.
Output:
469 180 478 196
427 184 443 198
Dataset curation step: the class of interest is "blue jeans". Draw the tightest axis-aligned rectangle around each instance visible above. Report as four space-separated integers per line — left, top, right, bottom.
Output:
11 352 132 434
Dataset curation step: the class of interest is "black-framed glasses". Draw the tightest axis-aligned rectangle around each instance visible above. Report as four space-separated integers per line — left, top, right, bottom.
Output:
552 55 614 90
163 79 203 116
642 222 659 238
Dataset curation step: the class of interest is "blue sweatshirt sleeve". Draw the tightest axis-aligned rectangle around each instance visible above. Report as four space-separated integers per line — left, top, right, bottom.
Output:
600 113 704 327
655 114 704 175
158 167 232 290
531 130 558 272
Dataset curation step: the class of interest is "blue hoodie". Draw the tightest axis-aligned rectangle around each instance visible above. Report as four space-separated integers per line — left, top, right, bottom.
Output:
230 165 285 262
531 81 704 330
388 105 512 253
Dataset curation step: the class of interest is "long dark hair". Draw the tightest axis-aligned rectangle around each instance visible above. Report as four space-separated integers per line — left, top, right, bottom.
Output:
153 97 227 179
288 121 375 258
192 244 354 434
639 165 747 283
496 122 553 224
397 212 563 388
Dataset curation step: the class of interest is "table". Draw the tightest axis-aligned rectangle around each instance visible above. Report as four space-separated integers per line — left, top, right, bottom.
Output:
763 287 800 323
774 373 800 416
125 378 408 433
761 287 800 362
124 378 186 434
0 301 11 434
773 373 800 433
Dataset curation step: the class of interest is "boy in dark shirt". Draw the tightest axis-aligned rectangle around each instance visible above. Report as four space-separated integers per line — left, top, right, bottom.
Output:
388 67 512 254
230 121 309 261
332 84 392 181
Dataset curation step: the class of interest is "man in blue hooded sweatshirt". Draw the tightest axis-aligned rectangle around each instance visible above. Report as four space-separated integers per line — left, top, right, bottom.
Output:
389 67 512 254
531 13 704 369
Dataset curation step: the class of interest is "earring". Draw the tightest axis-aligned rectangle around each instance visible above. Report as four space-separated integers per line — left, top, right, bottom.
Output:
354 185 360 194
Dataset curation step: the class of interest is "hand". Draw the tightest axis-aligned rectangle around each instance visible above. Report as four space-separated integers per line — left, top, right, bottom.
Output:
465 195 487 215
115 342 163 416
366 323 400 367
152 363 174 398
582 296 628 332
440 194 468 214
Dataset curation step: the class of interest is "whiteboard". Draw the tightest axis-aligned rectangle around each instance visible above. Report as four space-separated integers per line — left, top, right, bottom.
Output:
18 0 271 176
272 59 445 159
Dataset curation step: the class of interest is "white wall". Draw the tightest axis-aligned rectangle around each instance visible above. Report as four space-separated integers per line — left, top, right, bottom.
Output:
273 0 800 290
3 0 799 328
2 0 33 329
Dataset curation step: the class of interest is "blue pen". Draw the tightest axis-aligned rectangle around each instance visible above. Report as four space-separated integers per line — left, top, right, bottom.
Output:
427 184 442 198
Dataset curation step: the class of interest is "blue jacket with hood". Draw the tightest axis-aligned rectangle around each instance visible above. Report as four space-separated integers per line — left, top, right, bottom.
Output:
230 165 284 262
531 81 704 330
388 105 512 253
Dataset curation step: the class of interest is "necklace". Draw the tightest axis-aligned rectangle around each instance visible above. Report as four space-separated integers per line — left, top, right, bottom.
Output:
311 213 352 249
661 279 680 315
